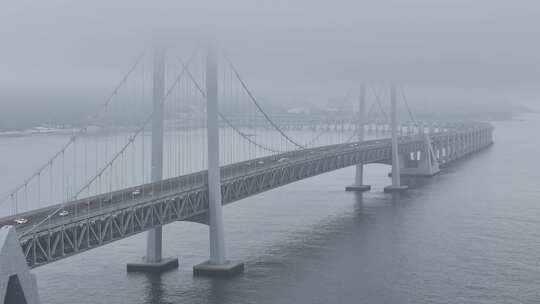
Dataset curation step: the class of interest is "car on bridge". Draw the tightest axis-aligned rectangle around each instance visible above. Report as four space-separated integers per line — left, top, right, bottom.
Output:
14 218 28 225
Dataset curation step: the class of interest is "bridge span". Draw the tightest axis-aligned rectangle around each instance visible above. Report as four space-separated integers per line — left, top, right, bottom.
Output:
0 122 493 268
0 43 495 304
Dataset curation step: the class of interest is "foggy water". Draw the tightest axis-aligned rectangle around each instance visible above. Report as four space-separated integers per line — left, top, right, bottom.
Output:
2 114 540 303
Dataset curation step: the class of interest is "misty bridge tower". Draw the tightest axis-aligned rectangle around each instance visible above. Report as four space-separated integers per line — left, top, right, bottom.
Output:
193 37 244 276
127 48 179 272
345 84 371 192
384 86 408 193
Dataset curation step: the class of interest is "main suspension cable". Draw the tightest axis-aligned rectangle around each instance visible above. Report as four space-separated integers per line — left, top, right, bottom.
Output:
222 53 307 149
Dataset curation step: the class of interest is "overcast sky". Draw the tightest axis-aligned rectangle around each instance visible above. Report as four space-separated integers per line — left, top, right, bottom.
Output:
0 0 539 109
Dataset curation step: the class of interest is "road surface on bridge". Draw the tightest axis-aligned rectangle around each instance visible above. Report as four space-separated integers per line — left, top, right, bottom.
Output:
0 138 390 234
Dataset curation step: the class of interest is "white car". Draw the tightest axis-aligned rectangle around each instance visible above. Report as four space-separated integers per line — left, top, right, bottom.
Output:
132 189 141 196
58 210 69 217
14 218 28 225
257 160 265 165
277 157 289 162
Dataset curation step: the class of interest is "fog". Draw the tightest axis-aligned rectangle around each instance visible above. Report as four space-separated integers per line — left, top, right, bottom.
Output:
2 3 540 303
1 0 539 122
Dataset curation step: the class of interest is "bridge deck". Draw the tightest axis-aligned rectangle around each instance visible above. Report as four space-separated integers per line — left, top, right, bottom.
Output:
0 138 390 233
0 123 493 268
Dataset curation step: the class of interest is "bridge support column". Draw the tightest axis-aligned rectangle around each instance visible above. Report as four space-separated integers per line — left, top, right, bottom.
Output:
384 86 408 193
0 226 40 304
193 38 244 276
127 48 179 272
346 84 371 192
399 133 440 176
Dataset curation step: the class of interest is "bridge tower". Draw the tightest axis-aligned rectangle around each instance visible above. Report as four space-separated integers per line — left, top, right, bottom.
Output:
384 86 408 193
193 38 244 276
345 84 371 192
127 48 179 272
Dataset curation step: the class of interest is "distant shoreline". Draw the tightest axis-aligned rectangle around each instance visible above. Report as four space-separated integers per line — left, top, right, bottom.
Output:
0 107 525 139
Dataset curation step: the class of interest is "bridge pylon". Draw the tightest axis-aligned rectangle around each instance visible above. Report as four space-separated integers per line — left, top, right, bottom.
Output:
127 47 179 272
193 38 244 276
399 131 441 176
0 226 40 304
384 86 408 193
346 84 371 192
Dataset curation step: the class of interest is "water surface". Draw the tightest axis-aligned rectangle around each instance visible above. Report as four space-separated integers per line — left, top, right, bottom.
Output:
2 115 539 303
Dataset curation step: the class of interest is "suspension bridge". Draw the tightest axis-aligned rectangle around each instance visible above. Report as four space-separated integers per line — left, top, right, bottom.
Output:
0 43 493 304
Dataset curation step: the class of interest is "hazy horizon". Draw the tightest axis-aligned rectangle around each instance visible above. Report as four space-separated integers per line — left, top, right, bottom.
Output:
1 0 539 112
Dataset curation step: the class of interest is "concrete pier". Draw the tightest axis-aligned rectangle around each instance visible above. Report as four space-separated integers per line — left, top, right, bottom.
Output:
127 258 179 272
400 133 440 176
384 185 409 193
193 260 245 276
346 184 372 192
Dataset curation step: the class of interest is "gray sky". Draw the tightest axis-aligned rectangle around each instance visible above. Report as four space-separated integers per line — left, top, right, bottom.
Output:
1 0 539 109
